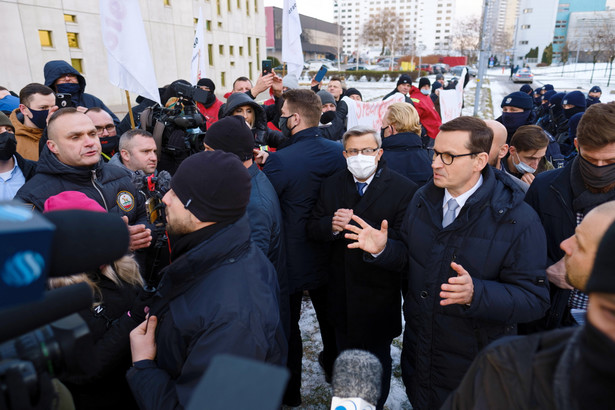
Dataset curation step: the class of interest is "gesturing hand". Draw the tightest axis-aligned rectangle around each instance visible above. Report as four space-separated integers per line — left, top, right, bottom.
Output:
546 257 573 290
440 262 474 306
344 214 388 254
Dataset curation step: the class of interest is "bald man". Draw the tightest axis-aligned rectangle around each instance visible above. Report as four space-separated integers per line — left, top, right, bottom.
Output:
486 119 529 192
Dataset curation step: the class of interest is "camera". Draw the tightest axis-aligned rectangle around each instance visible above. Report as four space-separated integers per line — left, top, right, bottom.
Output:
55 93 75 108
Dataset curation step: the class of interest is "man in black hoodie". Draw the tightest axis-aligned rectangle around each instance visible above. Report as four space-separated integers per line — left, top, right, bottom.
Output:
44 60 119 125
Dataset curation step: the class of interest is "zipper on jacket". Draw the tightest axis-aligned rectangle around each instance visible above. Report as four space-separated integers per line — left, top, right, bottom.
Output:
91 169 109 210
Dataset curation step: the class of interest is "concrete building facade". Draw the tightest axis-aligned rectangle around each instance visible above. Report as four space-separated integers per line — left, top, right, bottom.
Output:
333 0 456 58
552 0 606 61
567 10 615 62
0 0 266 112
512 0 558 64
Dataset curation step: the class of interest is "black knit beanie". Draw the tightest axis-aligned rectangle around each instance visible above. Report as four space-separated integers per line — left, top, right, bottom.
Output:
586 220 615 294
204 115 255 161
170 150 251 223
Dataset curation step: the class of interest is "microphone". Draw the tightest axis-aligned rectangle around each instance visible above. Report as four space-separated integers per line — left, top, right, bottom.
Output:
45 210 130 277
331 350 382 410
0 282 93 343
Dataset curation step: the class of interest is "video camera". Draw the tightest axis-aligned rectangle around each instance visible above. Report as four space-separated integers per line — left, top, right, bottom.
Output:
141 82 209 175
0 203 131 408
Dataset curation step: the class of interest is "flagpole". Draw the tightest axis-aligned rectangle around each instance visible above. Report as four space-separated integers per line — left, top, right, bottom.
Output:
125 90 135 129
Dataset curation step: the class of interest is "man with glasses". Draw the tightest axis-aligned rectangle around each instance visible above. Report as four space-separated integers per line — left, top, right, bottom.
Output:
308 126 416 409
345 116 550 410
86 107 118 161
262 89 346 407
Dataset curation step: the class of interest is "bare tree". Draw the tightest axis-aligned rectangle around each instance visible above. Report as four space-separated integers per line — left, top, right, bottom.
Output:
586 26 604 83
362 9 405 56
600 20 615 86
560 41 570 76
452 16 481 64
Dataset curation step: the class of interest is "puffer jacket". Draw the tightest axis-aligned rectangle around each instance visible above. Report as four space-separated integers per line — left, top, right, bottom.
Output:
15 146 147 225
381 132 432 186
43 60 119 125
126 216 287 410
373 165 550 410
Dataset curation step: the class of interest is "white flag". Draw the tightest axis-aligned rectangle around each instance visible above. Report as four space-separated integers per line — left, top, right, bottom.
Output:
191 7 207 85
100 0 161 105
439 67 466 123
282 0 304 80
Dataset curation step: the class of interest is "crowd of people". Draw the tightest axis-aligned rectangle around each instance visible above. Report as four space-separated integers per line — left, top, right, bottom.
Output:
1 59 614 410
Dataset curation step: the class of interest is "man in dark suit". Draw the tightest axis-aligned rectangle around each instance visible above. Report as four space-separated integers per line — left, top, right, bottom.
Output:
308 126 417 409
262 89 347 407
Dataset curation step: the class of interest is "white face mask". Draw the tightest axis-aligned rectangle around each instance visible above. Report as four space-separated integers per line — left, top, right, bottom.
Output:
421 88 430 95
346 154 378 180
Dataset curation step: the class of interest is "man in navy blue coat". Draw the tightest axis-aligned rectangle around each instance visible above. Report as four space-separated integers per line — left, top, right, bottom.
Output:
345 116 550 410
262 89 346 406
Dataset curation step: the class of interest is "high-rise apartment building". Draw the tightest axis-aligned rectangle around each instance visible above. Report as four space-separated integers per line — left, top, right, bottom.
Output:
0 0 265 110
512 0 559 63
333 0 456 58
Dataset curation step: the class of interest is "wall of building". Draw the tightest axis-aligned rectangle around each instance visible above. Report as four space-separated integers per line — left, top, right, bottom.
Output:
513 0 558 63
553 0 606 60
0 0 266 113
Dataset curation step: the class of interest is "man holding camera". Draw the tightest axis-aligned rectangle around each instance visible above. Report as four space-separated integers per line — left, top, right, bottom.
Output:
15 108 151 252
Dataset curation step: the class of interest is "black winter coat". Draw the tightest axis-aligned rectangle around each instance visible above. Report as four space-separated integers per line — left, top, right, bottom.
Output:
373 166 550 410
308 164 416 344
43 60 120 125
263 127 346 293
381 132 432 186
61 275 141 410
15 146 147 226
126 216 287 410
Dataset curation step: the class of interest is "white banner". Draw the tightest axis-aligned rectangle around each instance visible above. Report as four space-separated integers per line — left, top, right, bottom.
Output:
439 67 466 123
343 93 406 131
100 0 161 105
282 0 304 80
191 7 207 85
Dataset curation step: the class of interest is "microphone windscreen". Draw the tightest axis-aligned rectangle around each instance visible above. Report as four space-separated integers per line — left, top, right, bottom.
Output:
332 349 382 407
45 211 130 277
0 282 92 343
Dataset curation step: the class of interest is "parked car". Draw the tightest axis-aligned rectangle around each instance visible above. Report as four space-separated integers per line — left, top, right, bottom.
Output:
432 63 450 74
450 65 477 77
346 65 380 71
512 67 534 83
419 64 433 74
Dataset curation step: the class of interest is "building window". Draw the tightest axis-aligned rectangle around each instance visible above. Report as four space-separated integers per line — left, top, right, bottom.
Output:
38 30 53 47
520 40 528 45
523 8 532 13
256 38 260 63
249 61 253 80
221 72 226 87
64 14 76 23
228 0 231 11
239 46 244 56
208 44 214 65
206 20 212 31
246 0 250 16
71 58 83 73
67 32 79 48
219 44 224 55
217 0 221 15
164 0 170 5
248 37 252 56
521 24 530 29
254 0 258 12
230 45 234 55
218 22 223 28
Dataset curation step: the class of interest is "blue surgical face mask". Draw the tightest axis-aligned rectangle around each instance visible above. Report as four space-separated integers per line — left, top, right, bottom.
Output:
56 83 80 95
513 152 536 174
26 107 49 129
501 110 531 131
421 88 430 96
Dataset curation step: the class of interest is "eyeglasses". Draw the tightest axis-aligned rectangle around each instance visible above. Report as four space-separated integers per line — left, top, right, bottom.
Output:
344 148 379 156
95 125 116 135
430 149 480 165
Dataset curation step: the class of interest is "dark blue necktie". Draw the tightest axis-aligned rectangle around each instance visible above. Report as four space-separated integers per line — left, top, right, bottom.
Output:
356 182 367 197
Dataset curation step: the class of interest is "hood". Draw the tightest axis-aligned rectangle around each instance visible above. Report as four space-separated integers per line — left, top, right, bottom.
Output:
43 60 86 93
223 92 267 130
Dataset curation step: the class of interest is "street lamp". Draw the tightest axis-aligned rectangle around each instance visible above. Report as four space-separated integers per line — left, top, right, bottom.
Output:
334 0 341 70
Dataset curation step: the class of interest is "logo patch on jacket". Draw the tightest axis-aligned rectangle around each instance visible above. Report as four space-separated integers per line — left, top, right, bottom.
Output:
116 191 135 212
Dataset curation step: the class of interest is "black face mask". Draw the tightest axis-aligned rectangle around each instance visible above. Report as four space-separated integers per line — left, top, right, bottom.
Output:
564 106 585 120
99 135 119 156
381 125 390 139
501 111 531 131
0 132 17 161
551 105 563 118
578 154 615 189
278 115 297 138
